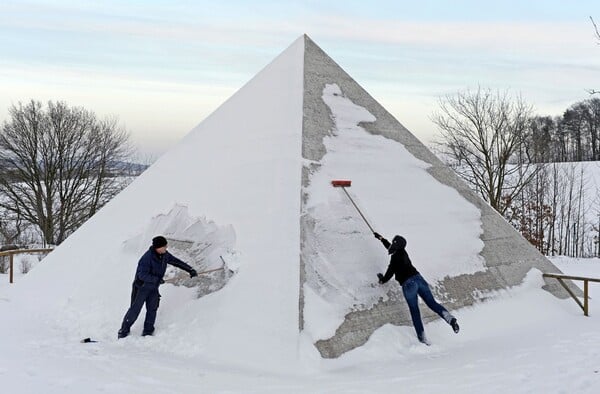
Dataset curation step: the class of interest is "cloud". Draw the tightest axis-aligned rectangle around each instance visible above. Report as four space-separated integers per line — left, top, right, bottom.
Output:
308 16 595 55
3 2 597 61
2 1 599 156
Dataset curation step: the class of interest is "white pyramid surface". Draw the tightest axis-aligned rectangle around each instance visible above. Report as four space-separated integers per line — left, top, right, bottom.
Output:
2 35 578 365
6 36 305 368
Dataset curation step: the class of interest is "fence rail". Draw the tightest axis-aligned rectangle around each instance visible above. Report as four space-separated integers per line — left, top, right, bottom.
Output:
0 248 54 283
543 273 600 316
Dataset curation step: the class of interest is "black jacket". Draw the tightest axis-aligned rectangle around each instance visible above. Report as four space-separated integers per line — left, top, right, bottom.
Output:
135 247 194 288
379 236 419 285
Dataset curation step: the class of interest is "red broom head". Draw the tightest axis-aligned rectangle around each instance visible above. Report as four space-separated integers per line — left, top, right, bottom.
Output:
331 180 352 187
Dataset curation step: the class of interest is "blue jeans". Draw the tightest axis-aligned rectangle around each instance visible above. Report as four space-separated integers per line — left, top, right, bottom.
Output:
120 281 160 335
402 274 453 340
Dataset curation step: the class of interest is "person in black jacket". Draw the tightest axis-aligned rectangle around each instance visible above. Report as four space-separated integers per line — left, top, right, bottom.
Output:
374 232 459 345
118 236 198 338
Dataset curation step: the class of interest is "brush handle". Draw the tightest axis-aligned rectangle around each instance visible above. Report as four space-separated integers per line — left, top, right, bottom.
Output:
340 187 375 233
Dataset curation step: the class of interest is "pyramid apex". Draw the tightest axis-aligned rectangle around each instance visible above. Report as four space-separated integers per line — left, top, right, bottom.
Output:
302 33 315 43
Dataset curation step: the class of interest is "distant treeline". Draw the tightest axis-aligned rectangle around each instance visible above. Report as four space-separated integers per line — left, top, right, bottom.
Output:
433 88 600 258
505 97 600 257
505 162 599 258
523 98 600 163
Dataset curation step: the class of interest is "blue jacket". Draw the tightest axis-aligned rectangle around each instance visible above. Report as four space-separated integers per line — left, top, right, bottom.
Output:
135 247 193 287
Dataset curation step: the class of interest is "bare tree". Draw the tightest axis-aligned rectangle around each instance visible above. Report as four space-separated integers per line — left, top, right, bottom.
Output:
504 161 599 257
432 87 536 214
0 210 29 246
505 164 554 254
589 17 600 95
0 100 132 245
521 116 556 163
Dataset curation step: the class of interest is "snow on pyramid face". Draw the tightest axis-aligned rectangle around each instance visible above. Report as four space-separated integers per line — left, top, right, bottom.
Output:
9 36 306 369
298 36 576 358
8 35 576 366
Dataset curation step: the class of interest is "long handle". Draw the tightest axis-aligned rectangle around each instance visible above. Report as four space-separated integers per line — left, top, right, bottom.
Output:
197 267 225 275
164 267 225 284
340 187 374 233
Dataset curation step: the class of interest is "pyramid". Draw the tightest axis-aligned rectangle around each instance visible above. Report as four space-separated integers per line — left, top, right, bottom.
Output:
20 35 578 364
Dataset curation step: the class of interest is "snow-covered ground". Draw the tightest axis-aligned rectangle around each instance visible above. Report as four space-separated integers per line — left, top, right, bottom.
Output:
1 257 599 393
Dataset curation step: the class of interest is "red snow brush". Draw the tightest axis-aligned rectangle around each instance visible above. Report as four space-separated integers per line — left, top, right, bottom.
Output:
331 180 352 187
330 179 374 232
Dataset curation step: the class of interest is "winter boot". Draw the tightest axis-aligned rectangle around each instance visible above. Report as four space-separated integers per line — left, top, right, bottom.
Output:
450 318 460 333
418 334 431 346
142 328 155 337
117 329 129 339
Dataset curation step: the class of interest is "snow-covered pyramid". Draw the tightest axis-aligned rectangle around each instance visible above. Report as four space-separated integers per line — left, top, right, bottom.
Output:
298 36 577 358
6 35 576 364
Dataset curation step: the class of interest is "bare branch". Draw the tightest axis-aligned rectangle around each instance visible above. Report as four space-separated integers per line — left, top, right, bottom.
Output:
432 87 535 214
592 16 600 43
590 17 600 95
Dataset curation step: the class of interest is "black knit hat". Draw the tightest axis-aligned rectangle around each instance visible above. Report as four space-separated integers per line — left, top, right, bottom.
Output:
388 235 406 255
152 236 168 249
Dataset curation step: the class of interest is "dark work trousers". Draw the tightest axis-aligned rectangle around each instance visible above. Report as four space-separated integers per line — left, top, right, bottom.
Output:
401 274 453 340
120 281 161 335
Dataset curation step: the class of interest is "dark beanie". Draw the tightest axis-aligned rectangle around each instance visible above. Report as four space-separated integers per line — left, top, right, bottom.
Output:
152 236 168 249
388 235 407 255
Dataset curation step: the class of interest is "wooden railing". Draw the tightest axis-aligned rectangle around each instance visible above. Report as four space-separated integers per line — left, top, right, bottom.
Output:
543 273 600 316
0 248 53 283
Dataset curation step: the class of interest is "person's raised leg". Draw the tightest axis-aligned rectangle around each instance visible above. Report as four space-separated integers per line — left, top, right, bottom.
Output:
416 274 459 333
402 277 427 342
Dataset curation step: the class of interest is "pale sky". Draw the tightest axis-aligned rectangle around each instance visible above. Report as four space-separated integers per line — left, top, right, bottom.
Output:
1 0 599 159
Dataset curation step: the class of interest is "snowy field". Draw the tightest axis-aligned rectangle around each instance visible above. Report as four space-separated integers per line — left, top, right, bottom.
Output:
1 257 599 393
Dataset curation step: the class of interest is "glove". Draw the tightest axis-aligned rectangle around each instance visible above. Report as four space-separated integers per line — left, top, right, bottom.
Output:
377 273 384 284
373 232 382 240
189 269 198 278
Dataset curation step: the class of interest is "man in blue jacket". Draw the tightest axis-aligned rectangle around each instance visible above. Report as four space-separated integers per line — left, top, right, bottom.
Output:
374 232 459 345
118 236 197 338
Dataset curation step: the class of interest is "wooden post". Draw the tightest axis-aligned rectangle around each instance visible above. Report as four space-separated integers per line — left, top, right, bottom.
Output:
556 277 584 311
584 280 589 317
9 253 14 284
543 273 600 316
1 248 53 283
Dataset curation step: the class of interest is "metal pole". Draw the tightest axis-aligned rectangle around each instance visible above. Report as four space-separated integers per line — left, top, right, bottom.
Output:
198 267 225 275
340 187 374 233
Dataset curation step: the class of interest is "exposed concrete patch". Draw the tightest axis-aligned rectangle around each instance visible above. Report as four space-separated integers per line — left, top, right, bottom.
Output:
123 204 236 299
